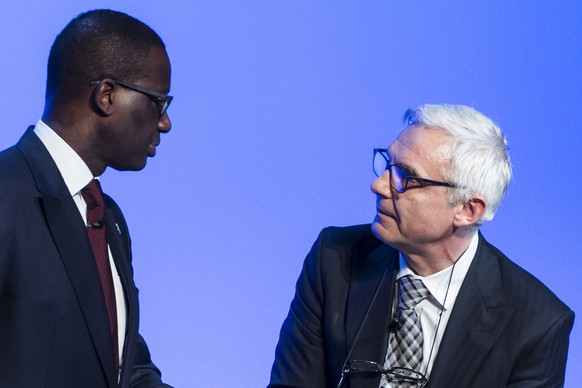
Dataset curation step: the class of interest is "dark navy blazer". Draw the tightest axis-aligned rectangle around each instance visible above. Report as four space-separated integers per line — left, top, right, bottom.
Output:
0 128 169 387
269 224 574 388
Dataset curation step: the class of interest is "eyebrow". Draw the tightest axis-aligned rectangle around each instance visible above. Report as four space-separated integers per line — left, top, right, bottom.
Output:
398 162 419 177
387 151 419 176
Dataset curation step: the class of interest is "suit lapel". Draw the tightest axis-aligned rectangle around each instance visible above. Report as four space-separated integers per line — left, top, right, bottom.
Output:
104 205 133 312
18 129 118 387
345 244 398 388
427 236 516 387
103 203 139 385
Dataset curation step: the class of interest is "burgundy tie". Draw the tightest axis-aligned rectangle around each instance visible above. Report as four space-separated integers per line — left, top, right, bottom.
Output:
81 179 119 373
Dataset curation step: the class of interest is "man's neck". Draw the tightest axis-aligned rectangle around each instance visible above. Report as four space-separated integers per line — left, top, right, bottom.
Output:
401 232 477 276
41 114 105 177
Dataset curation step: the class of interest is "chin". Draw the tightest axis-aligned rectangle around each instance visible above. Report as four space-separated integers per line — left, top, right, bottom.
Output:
371 220 400 247
371 221 388 243
111 160 148 172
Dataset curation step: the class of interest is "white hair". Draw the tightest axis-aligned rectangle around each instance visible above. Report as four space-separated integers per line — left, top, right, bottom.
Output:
403 104 512 226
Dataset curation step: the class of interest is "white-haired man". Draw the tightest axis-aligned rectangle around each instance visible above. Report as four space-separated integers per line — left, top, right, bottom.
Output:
269 104 574 388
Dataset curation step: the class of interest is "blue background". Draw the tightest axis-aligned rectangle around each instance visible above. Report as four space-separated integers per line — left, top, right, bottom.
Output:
1 1 581 386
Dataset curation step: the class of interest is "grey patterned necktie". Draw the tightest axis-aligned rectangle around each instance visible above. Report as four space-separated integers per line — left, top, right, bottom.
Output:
381 275 430 387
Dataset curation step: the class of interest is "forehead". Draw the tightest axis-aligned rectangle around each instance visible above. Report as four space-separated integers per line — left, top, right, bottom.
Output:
388 125 453 172
139 46 171 89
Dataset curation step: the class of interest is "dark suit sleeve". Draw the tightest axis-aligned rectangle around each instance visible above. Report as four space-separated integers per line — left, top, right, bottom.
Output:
507 309 574 388
129 334 173 388
269 231 328 388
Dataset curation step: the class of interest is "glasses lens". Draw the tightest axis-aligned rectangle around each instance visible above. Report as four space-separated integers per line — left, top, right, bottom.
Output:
390 165 408 193
373 150 388 177
388 367 427 387
159 96 173 116
159 100 168 116
391 367 424 381
349 361 382 373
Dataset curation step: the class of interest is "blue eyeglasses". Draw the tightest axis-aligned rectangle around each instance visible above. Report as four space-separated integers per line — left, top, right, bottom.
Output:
373 148 457 193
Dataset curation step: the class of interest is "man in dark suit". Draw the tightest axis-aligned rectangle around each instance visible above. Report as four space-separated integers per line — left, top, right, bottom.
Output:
269 104 574 387
0 10 173 387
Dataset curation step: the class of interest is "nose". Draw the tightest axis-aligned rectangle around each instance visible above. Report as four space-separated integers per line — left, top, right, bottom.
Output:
158 112 172 133
371 171 392 197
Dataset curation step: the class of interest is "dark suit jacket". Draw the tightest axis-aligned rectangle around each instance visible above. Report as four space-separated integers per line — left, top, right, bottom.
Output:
269 224 574 388
0 128 170 387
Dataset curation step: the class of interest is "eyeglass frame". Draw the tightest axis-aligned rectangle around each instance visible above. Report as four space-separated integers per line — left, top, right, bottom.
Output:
373 148 457 193
90 79 173 117
339 360 428 388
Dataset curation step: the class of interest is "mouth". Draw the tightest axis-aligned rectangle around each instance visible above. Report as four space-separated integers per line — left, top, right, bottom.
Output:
376 209 394 219
147 137 161 157
376 202 395 219
147 143 157 157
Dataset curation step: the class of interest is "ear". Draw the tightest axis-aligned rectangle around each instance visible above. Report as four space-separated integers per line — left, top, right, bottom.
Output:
453 195 486 228
91 79 116 117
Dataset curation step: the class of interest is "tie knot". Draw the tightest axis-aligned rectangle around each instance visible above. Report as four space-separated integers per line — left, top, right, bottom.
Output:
81 179 105 209
81 179 105 226
398 275 430 310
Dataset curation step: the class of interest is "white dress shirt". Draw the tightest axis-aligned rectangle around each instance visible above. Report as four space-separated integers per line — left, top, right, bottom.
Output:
33 120 128 373
392 232 479 379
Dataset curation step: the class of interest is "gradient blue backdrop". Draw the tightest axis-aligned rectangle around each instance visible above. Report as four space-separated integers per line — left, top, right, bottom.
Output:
2 1 580 386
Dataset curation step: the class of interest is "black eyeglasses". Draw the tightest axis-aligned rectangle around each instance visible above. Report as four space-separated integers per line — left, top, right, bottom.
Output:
373 148 457 193
90 79 173 117
339 360 428 388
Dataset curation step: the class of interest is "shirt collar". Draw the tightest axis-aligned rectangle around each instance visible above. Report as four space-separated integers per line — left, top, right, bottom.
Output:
397 232 479 310
33 119 96 196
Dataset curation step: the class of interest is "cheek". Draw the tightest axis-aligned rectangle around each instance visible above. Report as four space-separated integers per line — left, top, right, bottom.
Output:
129 107 148 128
413 201 457 237
396 196 445 230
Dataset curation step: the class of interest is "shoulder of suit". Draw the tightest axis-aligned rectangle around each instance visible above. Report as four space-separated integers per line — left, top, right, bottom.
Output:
317 224 386 257
477 236 573 315
320 224 376 244
0 145 35 197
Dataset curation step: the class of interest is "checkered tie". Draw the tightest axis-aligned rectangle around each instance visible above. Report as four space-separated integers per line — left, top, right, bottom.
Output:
381 275 430 387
